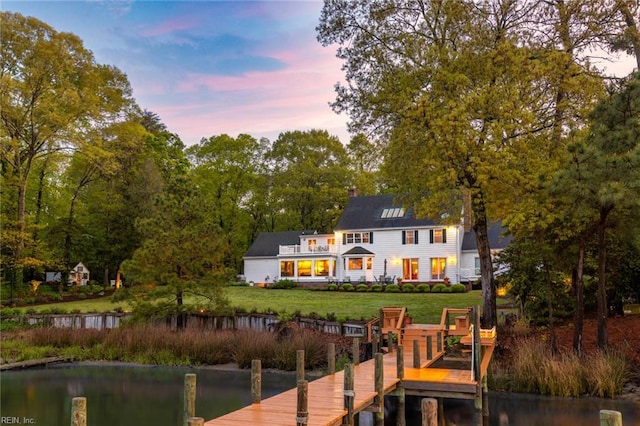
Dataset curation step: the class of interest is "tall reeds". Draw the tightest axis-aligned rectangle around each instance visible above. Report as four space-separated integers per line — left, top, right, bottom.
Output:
17 324 344 371
491 337 630 398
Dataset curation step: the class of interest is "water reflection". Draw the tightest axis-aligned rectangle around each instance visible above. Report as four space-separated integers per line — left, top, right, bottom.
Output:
1 364 638 426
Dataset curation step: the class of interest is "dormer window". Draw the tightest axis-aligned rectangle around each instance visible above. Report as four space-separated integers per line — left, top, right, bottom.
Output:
381 207 405 218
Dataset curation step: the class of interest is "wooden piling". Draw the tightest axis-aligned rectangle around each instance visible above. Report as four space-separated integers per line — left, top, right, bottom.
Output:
600 410 622 426
353 337 360 365
343 363 355 426
372 333 379 354
328 343 336 375
187 418 204 426
421 398 437 426
413 340 420 368
436 332 442 353
374 353 384 426
252 359 261 404
388 331 394 352
71 397 86 426
396 346 406 426
184 374 196 426
427 335 433 360
297 349 305 383
296 380 309 426
472 306 482 413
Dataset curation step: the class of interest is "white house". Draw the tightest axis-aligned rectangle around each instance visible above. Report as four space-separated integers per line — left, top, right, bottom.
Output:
243 194 510 287
69 262 90 286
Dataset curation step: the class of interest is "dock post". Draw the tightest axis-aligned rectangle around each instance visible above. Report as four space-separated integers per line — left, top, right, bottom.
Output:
482 375 489 417
421 398 437 426
413 340 420 368
436 332 442 353
297 350 305 383
343 363 355 426
374 353 384 426
373 333 379 355
184 373 196 426
296 380 309 426
71 397 86 426
353 337 360 365
388 331 394 352
472 306 482 413
600 410 622 426
252 359 261 403
328 343 336 375
396 346 406 426
427 335 433 360
187 418 204 426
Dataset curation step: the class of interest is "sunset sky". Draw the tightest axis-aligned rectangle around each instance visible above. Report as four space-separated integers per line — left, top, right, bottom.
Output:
3 1 637 146
4 1 350 145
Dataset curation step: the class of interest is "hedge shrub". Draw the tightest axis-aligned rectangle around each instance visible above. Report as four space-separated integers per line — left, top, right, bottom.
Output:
416 284 430 293
341 283 354 292
401 284 415 293
356 284 369 292
450 284 466 293
269 279 298 289
385 284 400 293
431 284 448 293
371 284 383 292
326 283 338 291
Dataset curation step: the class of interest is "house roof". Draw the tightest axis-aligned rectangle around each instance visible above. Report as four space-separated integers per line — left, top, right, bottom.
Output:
342 246 375 256
244 230 316 257
334 194 437 231
462 222 512 251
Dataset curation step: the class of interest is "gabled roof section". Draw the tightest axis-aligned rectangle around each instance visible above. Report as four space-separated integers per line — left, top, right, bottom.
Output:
334 194 436 231
342 246 375 256
244 230 315 257
462 222 512 251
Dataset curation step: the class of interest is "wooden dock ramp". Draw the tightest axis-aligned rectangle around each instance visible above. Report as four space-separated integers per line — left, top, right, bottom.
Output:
204 306 496 426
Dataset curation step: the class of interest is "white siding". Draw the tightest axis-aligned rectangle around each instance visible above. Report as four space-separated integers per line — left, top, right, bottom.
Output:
244 258 278 285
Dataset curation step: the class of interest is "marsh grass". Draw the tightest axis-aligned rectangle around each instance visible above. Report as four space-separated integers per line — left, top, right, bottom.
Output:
7 324 346 371
492 337 630 397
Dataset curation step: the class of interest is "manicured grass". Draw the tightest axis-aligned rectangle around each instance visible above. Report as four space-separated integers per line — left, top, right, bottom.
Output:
16 287 482 324
227 287 482 323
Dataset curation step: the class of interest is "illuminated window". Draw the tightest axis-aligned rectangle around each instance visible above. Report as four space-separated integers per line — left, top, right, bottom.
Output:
403 230 418 244
344 232 373 244
327 238 335 246
280 261 294 277
431 258 446 280
348 258 363 270
308 239 317 251
297 260 312 277
314 259 330 276
429 229 447 244
366 257 372 270
403 258 419 280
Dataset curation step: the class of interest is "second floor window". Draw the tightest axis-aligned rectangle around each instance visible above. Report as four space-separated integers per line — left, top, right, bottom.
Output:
403 230 418 244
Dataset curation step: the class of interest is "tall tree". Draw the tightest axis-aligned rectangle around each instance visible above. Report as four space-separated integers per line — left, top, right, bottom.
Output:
0 12 136 288
267 129 351 233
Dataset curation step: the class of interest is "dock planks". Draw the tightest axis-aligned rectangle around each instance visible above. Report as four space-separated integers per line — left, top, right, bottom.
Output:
205 307 496 426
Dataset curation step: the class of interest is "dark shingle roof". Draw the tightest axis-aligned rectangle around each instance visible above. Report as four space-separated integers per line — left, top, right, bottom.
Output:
244 230 316 257
462 223 512 250
334 194 436 231
342 246 375 256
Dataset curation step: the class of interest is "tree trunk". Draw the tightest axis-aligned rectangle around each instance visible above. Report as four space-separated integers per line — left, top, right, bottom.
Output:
471 190 497 328
573 241 586 356
597 210 610 348
543 260 557 354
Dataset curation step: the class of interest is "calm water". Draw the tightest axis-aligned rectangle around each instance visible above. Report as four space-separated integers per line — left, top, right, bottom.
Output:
1 364 638 425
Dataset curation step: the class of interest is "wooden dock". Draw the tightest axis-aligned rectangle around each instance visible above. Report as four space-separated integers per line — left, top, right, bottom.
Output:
204 307 496 426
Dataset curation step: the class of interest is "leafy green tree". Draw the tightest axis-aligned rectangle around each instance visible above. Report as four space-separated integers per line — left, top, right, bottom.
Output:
267 130 351 233
121 179 230 324
187 134 264 274
0 12 136 289
346 133 382 195
556 73 640 348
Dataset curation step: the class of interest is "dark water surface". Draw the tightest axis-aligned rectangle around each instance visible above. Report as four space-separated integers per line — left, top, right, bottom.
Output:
1 364 638 425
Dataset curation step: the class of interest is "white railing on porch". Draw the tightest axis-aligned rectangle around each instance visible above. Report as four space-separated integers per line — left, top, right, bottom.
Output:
279 244 338 255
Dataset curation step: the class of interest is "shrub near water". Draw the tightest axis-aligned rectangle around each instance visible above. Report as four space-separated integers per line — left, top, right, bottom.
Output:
494 337 630 397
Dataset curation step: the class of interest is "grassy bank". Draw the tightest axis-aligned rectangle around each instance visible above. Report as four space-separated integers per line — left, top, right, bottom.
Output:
9 287 483 324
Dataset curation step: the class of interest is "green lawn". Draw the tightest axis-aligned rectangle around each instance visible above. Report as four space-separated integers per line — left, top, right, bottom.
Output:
21 287 482 324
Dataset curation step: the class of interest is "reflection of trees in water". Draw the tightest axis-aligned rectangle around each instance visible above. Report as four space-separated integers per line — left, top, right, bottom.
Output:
1 365 296 425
